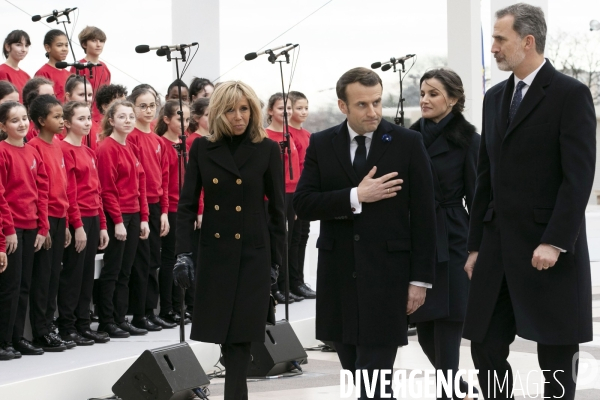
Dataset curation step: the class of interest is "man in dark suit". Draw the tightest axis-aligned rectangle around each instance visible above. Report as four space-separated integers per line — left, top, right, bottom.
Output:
293 67 436 399
463 4 596 399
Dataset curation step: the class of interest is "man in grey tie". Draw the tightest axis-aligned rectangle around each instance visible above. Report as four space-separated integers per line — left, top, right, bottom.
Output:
463 3 596 399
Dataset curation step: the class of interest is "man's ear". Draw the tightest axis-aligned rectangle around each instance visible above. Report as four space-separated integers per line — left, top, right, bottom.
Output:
338 99 348 115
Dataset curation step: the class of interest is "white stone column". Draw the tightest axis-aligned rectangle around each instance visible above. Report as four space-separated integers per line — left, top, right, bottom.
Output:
489 0 549 86
171 0 220 84
447 0 483 131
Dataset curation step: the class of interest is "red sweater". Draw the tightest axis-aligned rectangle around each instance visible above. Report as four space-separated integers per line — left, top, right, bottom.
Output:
0 141 49 236
35 64 72 102
0 182 6 252
127 128 169 213
288 126 311 173
70 58 111 126
60 140 107 230
186 132 202 154
0 64 31 101
266 128 300 193
27 137 69 219
26 123 39 142
96 136 149 223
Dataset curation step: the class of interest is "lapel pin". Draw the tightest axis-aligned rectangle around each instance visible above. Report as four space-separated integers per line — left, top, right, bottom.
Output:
382 134 392 143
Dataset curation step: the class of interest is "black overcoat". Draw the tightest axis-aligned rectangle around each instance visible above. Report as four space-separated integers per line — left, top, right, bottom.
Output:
463 60 596 345
293 119 437 347
408 114 480 323
176 134 285 344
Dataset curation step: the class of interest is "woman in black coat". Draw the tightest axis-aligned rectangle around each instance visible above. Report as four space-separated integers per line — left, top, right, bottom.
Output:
408 68 480 400
173 81 285 400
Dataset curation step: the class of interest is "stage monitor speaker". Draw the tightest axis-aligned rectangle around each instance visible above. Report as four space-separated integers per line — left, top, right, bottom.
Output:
112 342 209 400
247 320 308 377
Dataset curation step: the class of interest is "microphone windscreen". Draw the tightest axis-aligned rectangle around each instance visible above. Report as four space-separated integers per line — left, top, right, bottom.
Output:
135 45 150 54
156 49 166 57
55 62 68 69
244 53 258 61
371 62 381 69
46 16 56 23
381 64 392 72
32 15 41 22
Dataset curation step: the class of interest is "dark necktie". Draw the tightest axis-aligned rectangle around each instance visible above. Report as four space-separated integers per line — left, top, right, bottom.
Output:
353 135 367 178
508 81 526 125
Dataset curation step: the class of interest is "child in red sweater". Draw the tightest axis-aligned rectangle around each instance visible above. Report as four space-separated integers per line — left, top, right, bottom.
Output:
0 81 19 104
96 100 149 338
0 101 49 358
126 86 172 331
57 101 109 344
22 77 55 142
64 75 99 149
187 97 209 153
35 30 72 103
0 30 31 101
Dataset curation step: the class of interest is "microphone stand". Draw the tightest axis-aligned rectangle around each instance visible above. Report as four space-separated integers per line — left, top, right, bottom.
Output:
389 60 407 127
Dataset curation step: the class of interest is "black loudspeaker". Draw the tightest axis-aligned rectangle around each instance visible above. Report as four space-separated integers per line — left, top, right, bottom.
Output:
247 320 308 377
112 342 210 400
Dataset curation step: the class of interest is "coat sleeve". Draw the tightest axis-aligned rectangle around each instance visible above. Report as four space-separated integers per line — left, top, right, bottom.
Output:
263 140 285 266
467 95 493 252
176 138 203 255
463 133 481 214
541 83 596 252
407 134 437 283
293 133 354 221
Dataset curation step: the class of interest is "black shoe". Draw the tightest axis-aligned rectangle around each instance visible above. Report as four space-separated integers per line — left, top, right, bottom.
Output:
78 329 110 343
98 323 130 338
0 343 15 360
288 292 305 302
3 343 21 359
147 314 177 329
292 283 316 299
13 339 44 355
118 321 148 336
61 332 94 346
49 332 76 349
184 310 193 323
273 291 295 304
32 334 67 352
159 310 182 325
132 316 162 332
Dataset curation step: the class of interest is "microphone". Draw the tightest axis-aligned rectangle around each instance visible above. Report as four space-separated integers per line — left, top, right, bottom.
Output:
270 44 299 61
32 7 77 22
135 43 198 54
55 61 102 70
244 43 293 61
390 54 416 63
371 54 416 70
371 61 383 69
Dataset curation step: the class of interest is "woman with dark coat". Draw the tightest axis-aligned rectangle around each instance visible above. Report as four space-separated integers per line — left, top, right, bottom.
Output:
173 81 285 400
408 68 480 400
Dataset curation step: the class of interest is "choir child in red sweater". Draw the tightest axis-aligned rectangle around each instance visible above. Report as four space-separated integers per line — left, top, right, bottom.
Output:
64 75 99 149
0 30 31 101
287 91 315 299
22 77 54 142
154 100 191 326
188 77 214 101
0 81 19 104
94 84 127 124
96 100 149 338
187 97 209 153
165 79 190 104
264 93 303 304
0 101 49 358
27 95 73 352
57 101 110 345
126 86 171 331
35 30 72 103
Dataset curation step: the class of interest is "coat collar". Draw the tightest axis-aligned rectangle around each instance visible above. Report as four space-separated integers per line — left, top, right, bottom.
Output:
205 135 256 177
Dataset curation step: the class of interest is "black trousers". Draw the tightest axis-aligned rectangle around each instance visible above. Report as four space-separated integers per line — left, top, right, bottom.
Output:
159 212 176 314
417 320 468 400
96 212 140 325
270 193 300 293
0 229 36 343
289 218 310 287
470 277 579 400
221 342 251 400
334 342 398 400
57 216 101 333
128 203 159 317
15 217 66 340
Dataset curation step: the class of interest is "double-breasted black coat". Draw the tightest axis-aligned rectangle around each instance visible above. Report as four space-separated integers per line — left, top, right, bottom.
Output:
408 113 480 323
293 119 437 347
176 134 285 344
463 60 596 345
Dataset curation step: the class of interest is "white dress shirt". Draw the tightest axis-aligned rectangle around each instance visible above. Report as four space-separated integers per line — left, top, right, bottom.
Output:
346 122 431 289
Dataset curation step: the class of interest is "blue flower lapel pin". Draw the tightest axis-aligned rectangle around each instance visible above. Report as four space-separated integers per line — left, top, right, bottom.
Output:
382 133 392 143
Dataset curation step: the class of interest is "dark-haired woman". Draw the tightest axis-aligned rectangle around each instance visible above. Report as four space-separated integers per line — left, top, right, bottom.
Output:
408 68 480 400
35 30 72 102
0 30 31 101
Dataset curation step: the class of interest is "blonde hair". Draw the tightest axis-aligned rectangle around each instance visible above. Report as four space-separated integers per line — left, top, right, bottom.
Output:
99 99 135 140
207 81 266 143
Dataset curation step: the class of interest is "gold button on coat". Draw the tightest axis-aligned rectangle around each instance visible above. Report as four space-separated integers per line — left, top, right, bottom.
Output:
236 179 242 185
235 234 241 239
214 233 220 238
215 205 219 211
236 206 241 212
213 178 218 184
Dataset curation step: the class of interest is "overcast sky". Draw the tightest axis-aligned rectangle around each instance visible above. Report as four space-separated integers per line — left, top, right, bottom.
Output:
2 0 600 109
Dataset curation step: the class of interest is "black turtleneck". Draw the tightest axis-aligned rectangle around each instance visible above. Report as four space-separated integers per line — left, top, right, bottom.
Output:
225 129 249 155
